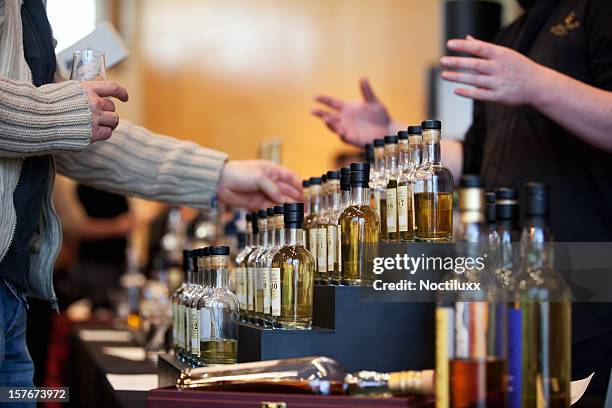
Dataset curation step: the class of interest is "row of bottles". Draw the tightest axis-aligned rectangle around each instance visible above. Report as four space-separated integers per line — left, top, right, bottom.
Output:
172 246 239 367
368 120 454 243
435 176 571 408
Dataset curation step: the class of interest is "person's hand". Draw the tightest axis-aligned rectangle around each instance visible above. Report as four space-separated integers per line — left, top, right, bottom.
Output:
81 81 129 143
311 78 392 147
217 160 303 210
440 36 546 106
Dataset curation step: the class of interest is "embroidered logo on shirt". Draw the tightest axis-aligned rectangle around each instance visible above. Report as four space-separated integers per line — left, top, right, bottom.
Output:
550 11 580 36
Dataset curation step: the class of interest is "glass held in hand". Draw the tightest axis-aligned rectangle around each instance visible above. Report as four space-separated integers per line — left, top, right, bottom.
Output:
70 49 107 81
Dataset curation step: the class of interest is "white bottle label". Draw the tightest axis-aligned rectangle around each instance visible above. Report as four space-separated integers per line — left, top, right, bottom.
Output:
308 229 318 260
337 224 342 273
247 267 254 311
327 225 336 272
262 267 270 314
386 187 397 233
185 306 192 351
397 185 409 232
316 227 327 273
200 308 211 340
271 267 281 317
191 308 200 355
177 304 185 348
172 303 177 341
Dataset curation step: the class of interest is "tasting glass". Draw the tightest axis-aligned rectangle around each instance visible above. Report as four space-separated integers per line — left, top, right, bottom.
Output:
70 49 107 81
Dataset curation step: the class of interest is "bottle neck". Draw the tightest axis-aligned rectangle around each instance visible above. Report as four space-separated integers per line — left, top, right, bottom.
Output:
351 186 369 206
341 189 351 206
424 141 441 165
385 146 398 173
214 266 229 289
286 227 304 246
267 224 275 247
261 224 269 247
374 148 385 173
310 187 321 214
520 216 552 270
253 232 260 247
275 215 285 247
328 182 340 210
409 143 422 169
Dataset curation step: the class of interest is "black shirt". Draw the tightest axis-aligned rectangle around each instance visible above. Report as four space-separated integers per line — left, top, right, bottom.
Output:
0 0 55 292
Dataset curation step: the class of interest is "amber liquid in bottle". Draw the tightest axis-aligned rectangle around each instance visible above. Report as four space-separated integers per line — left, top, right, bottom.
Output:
200 339 238 365
414 192 453 242
449 357 506 407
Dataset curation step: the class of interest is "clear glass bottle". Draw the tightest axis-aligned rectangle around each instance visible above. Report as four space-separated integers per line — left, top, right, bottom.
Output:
364 143 375 169
304 177 321 271
194 248 215 366
397 130 409 173
369 139 385 227
246 210 265 324
234 214 253 322
414 120 454 243
320 170 340 284
172 250 192 360
255 208 275 326
384 135 400 242
200 246 239 365
188 247 210 367
303 180 311 216
315 174 330 284
177 356 434 397
339 163 380 286
397 126 422 242
513 183 571 408
261 205 285 327
435 175 507 408
493 188 520 289
271 203 315 329
329 167 351 285
180 249 201 366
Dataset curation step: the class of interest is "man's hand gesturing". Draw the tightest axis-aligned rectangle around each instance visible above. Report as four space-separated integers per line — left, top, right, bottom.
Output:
81 81 129 143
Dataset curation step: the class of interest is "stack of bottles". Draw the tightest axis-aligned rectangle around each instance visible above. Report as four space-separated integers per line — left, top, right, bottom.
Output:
171 246 239 368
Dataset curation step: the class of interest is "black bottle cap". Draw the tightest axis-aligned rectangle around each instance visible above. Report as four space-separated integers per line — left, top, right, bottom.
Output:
523 182 549 217
283 202 304 228
327 170 340 180
321 174 327 183
384 135 398 144
340 167 351 191
495 187 518 200
303 180 310 188
251 212 259 233
496 187 519 221
459 174 483 188
421 120 442 130
202 246 210 256
246 213 251 222
398 130 408 140
485 192 496 224
364 144 375 163
182 250 190 271
267 207 275 217
309 177 322 185
408 125 422 134
210 245 230 256
350 162 371 187
274 205 284 215
373 138 384 147
258 209 267 218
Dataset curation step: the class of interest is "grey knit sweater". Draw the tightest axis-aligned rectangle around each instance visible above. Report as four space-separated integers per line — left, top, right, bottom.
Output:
0 0 228 304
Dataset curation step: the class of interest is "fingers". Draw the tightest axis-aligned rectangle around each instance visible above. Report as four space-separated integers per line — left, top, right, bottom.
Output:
447 38 497 59
359 77 379 103
454 87 497 102
440 56 495 75
101 98 116 112
99 111 120 129
311 109 341 133
92 126 112 142
313 95 343 111
257 176 283 204
87 81 129 102
441 70 495 89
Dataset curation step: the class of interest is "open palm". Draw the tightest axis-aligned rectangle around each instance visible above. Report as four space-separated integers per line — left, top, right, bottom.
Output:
311 78 391 147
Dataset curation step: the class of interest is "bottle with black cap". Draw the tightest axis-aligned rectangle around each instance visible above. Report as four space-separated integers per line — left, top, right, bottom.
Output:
397 130 409 173
369 138 386 221
188 247 210 366
492 188 520 288
303 180 311 216
260 205 285 327
246 210 267 323
271 203 315 329
339 163 380 286
304 177 322 265
328 167 351 284
435 175 507 407
173 250 192 360
315 174 330 282
383 134 400 242
318 170 341 284
178 250 197 363
397 126 423 242
414 120 454 243
200 245 239 365
514 183 570 407
255 208 276 326
194 247 217 365
235 214 254 322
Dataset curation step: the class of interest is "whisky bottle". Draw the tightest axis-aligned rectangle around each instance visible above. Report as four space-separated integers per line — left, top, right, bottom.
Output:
384 134 400 242
414 120 454 242
178 356 434 397
172 250 191 360
303 179 311 216
397 126 422 242
435 175 507 408
200 246 239 365
193 248 216 366
339 163 380 286
178 249 199 365
271 203 315 329
321 170 340 283
255 208 275 326
304 177 321 266
493 188 520 289
328 167 351 284
514 183 571 408
244 212 262 323
369 139 385 225
234 213 253 322
188 247 210 366
260 205 285 327
315 174 329 284
397 130 409 172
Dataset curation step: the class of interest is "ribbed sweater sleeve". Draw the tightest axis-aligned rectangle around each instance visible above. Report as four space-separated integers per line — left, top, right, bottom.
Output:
0 78 92 157
54 120 228 209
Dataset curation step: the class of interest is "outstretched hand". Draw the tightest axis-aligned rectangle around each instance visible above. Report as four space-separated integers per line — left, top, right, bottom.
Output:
311 78 391 147
217 160 304 210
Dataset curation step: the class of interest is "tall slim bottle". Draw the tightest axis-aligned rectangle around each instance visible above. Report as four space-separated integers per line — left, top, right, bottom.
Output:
244 212 261 323
315 174 330 284
339 163 380 286
271 203 315 329
329 167 351 284
195 248 215 366
369 139 385 225
261 205 285 327
304 177 321 270
397 130 409 173
514 183 570 407
397 126 422 242
235 214 253 322
173 250 192 360
384 135 400 242
255 208 275 326
189 247 209 366
435 175 507 408
321 170 340 283
303 180 311 216
414 120 454 242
